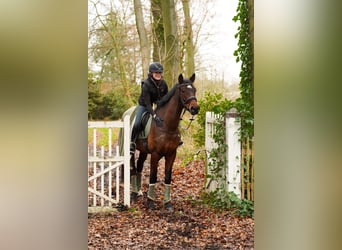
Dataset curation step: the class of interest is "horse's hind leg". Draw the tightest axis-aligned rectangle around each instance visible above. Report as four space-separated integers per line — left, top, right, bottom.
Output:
130 154 139 202
136 152 147 195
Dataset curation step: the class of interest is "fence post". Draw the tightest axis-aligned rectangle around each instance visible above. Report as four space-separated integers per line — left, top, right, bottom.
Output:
123 115 131 207
205 112 219 192
226 108 241 198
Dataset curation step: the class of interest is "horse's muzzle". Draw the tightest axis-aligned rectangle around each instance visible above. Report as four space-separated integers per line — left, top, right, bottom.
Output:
190 105 200 115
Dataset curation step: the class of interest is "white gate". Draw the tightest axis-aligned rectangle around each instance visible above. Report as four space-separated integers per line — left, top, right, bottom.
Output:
205 109 241 198
88 115 130 211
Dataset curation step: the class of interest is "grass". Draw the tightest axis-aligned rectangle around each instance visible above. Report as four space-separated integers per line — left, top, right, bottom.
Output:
88 127 120 147
176 113 206 167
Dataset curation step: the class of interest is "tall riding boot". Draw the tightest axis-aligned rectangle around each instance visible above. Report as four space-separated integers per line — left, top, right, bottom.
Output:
130 126 139 154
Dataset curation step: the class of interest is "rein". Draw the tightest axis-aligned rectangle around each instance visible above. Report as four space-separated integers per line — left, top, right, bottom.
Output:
180 111 195 130
177 83 197 130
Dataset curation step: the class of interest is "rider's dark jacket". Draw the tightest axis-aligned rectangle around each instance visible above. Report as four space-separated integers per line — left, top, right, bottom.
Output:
138 76 168 116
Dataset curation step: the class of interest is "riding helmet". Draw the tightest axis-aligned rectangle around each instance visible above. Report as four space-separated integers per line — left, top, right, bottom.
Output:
149 62 164 73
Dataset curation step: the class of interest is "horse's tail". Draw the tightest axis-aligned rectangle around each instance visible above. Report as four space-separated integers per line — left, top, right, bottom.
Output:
118 106 137 155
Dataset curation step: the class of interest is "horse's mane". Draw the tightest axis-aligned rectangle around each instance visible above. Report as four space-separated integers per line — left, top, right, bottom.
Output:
156 83 178 109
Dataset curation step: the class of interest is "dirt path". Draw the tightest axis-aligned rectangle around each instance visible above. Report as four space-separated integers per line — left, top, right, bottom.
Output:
88 160 254 249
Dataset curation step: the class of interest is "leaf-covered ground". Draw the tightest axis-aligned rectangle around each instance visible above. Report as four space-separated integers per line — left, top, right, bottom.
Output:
88 159 254 249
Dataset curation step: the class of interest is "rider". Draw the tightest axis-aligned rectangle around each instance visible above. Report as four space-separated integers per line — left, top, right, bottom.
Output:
130 62 168 154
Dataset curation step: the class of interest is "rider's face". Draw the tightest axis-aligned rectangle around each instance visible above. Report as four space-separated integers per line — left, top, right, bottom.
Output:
152 72 162 80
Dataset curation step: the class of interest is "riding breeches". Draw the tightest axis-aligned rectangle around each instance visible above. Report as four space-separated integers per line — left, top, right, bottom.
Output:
131 105 148 143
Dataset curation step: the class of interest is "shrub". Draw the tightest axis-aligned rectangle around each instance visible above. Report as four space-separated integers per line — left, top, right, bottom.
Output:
88 72 139 120
193 92 234 147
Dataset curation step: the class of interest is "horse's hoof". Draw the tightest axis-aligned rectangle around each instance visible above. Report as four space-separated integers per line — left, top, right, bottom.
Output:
131 192 138 203
164 202 173 212
147 198 156 210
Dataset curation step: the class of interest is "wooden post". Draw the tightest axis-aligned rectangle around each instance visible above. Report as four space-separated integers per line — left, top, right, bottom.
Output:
100 146 105 206
116 146 120 204
123 115 130 207
93 128 97 206
205 112 219 192
226 108 241 198
108 128 112 206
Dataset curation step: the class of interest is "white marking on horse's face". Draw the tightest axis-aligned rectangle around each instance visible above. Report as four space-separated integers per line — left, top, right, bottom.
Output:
187 85 193 89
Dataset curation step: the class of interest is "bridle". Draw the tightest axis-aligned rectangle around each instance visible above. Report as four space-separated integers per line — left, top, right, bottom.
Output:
177 83 197 112
178 83 198 130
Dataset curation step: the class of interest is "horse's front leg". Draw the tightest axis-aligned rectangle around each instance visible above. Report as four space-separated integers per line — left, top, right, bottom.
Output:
131 152 148 202
147 152 162 209
163 152 177 211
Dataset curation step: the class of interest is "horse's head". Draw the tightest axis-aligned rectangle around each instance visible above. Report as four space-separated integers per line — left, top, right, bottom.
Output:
178 73 200 115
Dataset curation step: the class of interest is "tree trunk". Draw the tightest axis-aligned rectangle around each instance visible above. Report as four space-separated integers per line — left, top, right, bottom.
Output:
161 0 179 87
107 11 133 104
151 0 164 62
134 0 150 77
181 0 195 77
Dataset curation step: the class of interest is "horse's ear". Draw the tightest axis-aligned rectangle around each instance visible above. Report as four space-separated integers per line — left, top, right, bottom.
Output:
190 73 196 83
178 74 184 84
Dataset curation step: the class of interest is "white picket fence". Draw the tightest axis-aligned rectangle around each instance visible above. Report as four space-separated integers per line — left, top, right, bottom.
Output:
205 109 241 198
88 116 131 211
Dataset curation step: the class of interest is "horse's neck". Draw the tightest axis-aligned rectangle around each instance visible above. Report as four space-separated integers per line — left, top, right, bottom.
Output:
159 91 183 131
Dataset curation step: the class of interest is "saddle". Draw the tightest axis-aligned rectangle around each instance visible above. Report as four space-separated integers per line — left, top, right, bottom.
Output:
126 106 152 139
138 111 152 139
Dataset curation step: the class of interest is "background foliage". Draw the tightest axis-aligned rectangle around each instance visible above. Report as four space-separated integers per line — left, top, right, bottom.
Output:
233 0 254 139
88 72 139 120
193 92 234 147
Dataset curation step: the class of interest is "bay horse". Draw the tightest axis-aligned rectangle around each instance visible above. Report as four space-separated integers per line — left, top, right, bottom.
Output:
130 73 199 210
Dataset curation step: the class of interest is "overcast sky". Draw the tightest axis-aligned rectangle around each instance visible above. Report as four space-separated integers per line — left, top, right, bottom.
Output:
199 0 241 85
